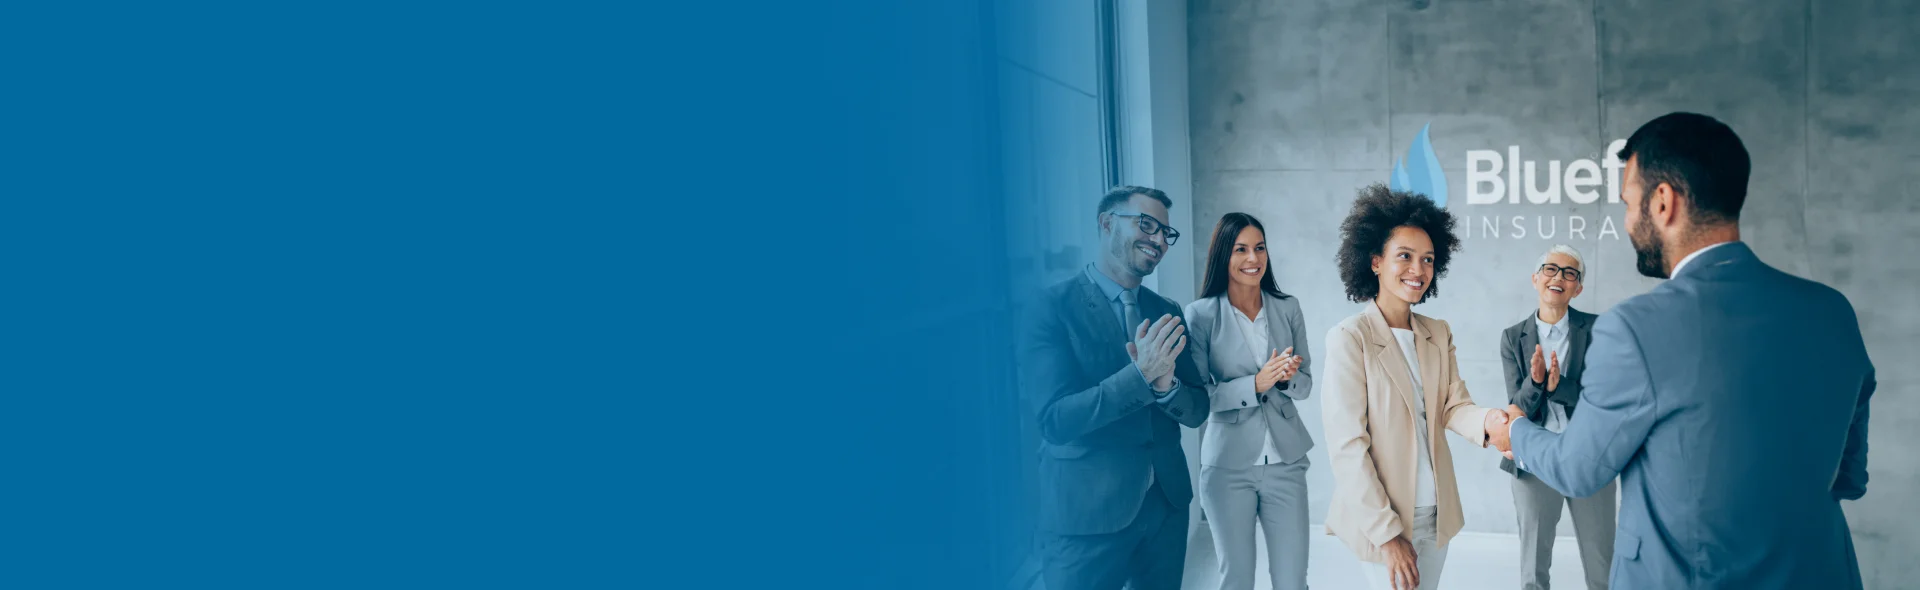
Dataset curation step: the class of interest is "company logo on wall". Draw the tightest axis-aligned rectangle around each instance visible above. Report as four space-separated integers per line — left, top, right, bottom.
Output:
1392 122 1629 241
1390 124 1448 208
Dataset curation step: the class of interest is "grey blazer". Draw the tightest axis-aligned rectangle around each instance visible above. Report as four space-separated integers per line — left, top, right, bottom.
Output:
1183 292 1314 467
1497 307 1596 476
1509 243 1875 589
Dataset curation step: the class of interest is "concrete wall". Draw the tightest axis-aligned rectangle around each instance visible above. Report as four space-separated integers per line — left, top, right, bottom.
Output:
1187 0 1920 585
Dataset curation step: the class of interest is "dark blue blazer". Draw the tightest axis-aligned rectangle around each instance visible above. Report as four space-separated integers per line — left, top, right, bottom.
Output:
1016 271 1207 535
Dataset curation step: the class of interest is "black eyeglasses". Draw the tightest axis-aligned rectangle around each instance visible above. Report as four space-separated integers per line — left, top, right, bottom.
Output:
1108 211 1180 246
1538 263 1583 283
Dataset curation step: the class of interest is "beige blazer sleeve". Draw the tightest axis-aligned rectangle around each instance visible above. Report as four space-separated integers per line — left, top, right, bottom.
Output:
1434 320 1494 447
1320 323 1404 548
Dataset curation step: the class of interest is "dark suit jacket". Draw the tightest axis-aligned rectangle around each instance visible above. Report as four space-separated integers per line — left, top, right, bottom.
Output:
1016 271 1208 535
1498 307 1596 476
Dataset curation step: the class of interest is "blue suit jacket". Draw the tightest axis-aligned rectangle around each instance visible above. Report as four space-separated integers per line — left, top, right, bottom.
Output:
1511 242 1875 589
1016 271 1208 535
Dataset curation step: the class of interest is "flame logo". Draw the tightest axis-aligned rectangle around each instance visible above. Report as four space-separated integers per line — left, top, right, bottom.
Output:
1390 123 1448 208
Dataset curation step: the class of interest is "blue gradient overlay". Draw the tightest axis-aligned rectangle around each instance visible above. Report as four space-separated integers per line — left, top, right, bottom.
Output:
5 1 1024 588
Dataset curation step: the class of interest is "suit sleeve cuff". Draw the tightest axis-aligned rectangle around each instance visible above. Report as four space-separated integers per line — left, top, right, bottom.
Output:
1152 378 1181 402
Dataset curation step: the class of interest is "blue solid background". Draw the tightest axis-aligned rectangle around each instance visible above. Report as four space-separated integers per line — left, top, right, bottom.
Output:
3 1 1019 588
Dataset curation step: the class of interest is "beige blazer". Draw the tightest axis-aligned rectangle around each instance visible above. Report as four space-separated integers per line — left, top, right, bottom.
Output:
1320 302 1494 564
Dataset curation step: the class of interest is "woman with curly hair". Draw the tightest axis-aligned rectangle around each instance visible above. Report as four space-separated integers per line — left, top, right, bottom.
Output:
1319 184 1512 590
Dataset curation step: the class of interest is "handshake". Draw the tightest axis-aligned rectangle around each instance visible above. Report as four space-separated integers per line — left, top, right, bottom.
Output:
1483 404 1528 459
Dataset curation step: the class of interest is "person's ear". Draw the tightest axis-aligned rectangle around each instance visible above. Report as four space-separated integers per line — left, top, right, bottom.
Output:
1651 183 1678 229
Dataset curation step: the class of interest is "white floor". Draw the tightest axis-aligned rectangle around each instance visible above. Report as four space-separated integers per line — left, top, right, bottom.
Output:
1180 519 1598 590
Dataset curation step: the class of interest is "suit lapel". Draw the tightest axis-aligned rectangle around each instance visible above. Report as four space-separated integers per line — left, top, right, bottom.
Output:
1413 316 1443 417
1260 293 1287 357
1362 303 1423 418
1217 296 1249 367
1072 274 1130 369
1516 312 1539 372
1566 308 1591 377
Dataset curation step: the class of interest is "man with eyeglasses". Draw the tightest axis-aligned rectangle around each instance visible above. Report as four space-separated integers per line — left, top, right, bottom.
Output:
1017 185 1207 590
1496 244 1614 590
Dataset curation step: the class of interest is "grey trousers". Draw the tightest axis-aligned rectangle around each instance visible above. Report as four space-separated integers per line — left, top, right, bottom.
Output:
1512 471 1617 590
1197 459 1310 590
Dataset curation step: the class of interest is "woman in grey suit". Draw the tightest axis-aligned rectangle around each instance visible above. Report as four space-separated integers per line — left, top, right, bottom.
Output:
1183 212 1313 590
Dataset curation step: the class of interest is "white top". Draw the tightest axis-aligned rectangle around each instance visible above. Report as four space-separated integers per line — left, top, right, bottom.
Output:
1229 302 1289 466
1534 312 1572 434
1390 327 1438 508
1670 241 1737 278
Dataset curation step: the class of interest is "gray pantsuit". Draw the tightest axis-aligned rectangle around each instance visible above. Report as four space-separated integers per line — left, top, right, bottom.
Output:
1500 308 1614 589
1184 293 1315 590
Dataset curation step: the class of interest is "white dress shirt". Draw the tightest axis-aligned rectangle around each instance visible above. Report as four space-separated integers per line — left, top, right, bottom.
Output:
1229 303 1289 466
1535 311 1572 434
1390 328 1438 508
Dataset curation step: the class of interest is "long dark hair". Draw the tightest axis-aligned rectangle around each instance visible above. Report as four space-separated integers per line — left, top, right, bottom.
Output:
1200 212 1289 301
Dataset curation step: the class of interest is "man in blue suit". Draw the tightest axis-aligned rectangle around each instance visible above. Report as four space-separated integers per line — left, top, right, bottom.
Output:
1017 186 1209 590
1487 113 1875 589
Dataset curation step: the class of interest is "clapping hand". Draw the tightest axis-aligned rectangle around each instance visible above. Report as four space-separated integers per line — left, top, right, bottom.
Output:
1125 314 1186 391
1253 347 1302 393
1531 344 1563 392
1546 350 1562 392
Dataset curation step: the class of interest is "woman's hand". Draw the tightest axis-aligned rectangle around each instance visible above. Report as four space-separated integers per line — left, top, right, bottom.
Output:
1253 347 1298 392
1382 535 1420 590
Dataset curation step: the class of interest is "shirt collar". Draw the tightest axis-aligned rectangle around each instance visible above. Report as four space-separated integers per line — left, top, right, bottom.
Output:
1085 264 1134 303
1670 241 1739 278
1229 298 1266 322
1535 310 1569 339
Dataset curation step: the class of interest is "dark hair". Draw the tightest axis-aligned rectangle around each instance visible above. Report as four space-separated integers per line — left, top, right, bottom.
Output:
1097 185 1172 215
1335 184 1459 304
1199 212 1289 300
1614 112 1751 225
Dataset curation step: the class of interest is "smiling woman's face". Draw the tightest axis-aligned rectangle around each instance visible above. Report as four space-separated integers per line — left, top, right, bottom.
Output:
1372 225 1433 306
1374 226 1436 307
1228 225 1267 289
1533 251 1585 306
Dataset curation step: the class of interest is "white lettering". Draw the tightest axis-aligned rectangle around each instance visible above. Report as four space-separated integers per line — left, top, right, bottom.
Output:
1536 216 1556 238
1564 159 1601 204
1481 216 1498 238
1524 160 1562 204
1466 150 1506 205
1507 146 1521 203
1457 139 1627 205
1599 215 1619 241
1604 139 1626 204
1511 215 1526 239
1569 215 1587 239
